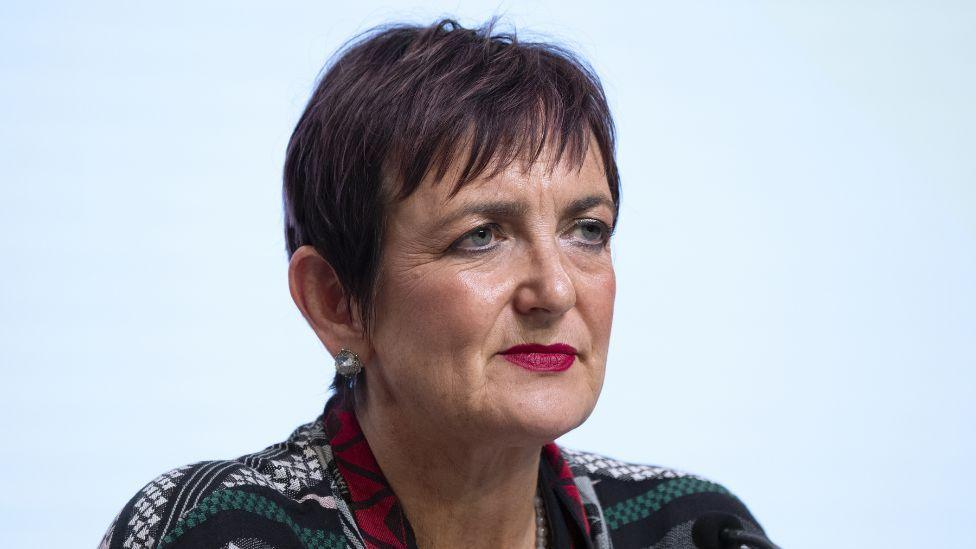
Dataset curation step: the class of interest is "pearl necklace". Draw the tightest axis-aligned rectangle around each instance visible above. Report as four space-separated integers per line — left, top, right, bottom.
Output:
534 490 548 549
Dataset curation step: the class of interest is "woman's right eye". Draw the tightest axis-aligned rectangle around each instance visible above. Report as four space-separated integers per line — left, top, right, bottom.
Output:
450 224 500 253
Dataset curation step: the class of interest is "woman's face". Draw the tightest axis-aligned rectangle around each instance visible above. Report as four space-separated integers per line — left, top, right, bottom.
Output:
363 143 616 445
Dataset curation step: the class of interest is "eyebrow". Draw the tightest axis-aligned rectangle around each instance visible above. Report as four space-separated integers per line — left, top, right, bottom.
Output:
439 194 615 227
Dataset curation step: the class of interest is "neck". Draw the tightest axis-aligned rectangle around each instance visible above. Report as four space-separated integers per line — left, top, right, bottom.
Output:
354 389 543 549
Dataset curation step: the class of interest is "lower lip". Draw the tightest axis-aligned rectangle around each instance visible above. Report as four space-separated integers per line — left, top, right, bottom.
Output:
501 353 575 372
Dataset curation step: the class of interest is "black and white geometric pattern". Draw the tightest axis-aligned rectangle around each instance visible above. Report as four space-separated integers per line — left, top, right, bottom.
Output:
101 418 333 548
121 465 193 549
219 465 279 493
220 538 277 549
561 447 702 482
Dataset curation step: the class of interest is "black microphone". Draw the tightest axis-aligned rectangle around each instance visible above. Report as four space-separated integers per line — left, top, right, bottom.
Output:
691 511 781 549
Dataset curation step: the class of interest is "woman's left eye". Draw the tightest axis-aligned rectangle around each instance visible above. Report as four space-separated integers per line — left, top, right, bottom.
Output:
571 219 611 246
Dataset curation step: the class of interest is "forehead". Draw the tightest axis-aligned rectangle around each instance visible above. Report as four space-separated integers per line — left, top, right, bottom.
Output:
391 140 610 217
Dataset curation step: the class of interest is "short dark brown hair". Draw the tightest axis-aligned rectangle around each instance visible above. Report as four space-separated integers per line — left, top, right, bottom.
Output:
282 17 621 398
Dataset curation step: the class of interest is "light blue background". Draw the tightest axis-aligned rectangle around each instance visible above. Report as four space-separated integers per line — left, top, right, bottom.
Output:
1 1 973 547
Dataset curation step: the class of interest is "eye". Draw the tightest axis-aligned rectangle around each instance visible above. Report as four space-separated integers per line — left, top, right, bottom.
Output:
570 219 612 247
450 223 502 253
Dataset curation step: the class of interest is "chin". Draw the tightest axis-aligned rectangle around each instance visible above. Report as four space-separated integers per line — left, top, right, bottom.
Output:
503 380 599 443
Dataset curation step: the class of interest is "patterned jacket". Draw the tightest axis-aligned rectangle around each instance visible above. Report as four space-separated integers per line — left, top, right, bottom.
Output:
100 395 768 548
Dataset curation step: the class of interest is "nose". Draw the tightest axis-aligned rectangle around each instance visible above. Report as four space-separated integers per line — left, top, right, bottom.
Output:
512 237 577 319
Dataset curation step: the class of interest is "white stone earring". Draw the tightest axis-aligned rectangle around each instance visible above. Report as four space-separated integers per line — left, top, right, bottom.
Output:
335 348 363 378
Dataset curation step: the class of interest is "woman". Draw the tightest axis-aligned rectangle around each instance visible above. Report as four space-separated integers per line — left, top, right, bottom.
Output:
100 18 775 549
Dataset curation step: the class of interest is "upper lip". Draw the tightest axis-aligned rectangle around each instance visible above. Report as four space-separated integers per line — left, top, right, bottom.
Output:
501 343 577 355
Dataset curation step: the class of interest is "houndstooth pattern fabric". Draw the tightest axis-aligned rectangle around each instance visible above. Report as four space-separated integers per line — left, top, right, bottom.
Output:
561 447 703 482
219 465 279 492
228 420 326 496
120 465 193 548
220 538 277 549
101 420 334 549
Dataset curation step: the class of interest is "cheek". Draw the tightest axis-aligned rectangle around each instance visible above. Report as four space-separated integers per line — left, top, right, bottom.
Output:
373 267 512 406
581 262 616 330
378 265 510 359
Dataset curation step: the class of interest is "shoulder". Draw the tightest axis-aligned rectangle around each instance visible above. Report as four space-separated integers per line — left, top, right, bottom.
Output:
559 447 770 549
100 418 349 549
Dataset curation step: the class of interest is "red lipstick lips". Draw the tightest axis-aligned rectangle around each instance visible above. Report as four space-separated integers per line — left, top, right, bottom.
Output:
500 343 577 372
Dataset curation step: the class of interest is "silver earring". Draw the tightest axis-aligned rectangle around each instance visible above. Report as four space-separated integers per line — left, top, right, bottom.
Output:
335 348 363 378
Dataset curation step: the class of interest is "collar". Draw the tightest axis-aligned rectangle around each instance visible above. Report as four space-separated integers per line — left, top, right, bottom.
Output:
322 394 592 549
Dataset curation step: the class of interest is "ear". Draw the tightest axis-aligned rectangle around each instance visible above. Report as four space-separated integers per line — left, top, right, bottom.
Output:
288 245 372 365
